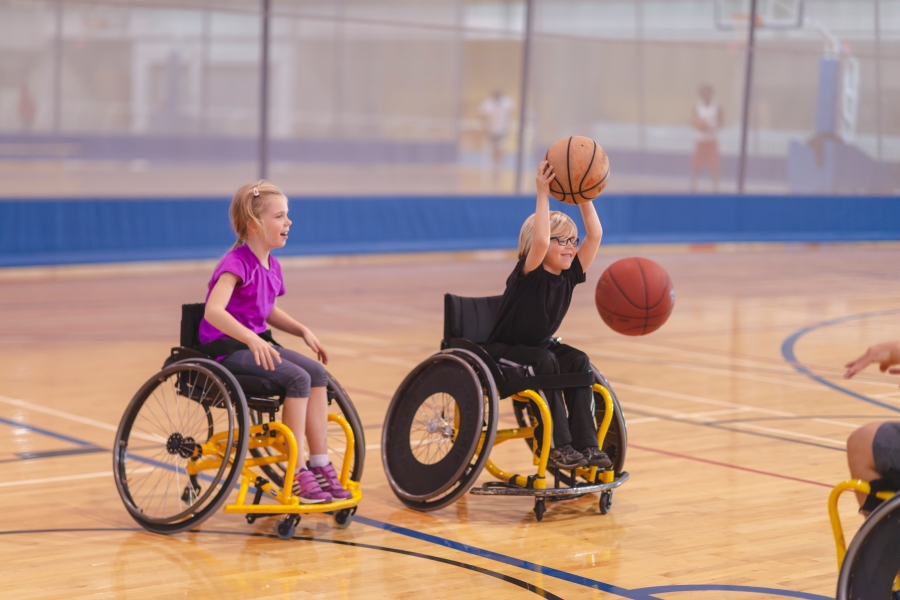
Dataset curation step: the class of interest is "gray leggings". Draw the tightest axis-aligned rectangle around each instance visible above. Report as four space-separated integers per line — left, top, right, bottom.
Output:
221 347 327 398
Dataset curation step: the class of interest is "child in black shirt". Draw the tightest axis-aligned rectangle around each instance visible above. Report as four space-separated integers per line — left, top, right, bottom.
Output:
484 160 611 471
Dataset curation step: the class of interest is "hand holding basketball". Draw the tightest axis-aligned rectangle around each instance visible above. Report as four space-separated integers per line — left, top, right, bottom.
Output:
595 257 674 336
535 160 556 196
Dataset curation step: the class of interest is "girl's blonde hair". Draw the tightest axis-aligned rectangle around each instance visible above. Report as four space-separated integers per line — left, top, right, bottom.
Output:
230 180 285 249
517 211 578 260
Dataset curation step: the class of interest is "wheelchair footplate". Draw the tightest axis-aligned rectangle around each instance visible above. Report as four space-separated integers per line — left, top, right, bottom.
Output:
470 471 630 498
221 416 363 537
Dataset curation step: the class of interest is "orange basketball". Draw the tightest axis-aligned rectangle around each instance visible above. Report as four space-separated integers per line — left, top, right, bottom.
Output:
545 136 610 204
595 257 674 336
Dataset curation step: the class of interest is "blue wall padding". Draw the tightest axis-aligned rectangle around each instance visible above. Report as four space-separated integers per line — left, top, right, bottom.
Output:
1 194 899 267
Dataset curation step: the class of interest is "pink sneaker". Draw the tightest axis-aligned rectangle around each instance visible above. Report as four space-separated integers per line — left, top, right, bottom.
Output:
308 462 353 500
293 468 332 504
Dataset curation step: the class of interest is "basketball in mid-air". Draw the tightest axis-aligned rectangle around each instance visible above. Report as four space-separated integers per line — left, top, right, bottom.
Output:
545 136 610 204
595 257 674 336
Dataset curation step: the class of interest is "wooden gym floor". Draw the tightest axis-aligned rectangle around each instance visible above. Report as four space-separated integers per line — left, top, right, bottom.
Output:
2 242 900 599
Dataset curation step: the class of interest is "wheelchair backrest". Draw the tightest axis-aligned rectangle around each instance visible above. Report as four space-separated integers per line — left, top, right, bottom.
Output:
443 294 503 345
180 303 205 348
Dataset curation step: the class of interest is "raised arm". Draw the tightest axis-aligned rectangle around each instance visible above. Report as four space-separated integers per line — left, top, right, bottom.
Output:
576 200 603 272
523 161 555 275
845 340 900 379
205 273 282 370
268 304 329 364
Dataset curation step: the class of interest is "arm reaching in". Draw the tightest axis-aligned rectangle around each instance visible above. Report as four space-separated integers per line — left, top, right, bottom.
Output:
844 340 900 379
523 161 555 275
576 200 603 273
205 273 282 370
268 304 329 365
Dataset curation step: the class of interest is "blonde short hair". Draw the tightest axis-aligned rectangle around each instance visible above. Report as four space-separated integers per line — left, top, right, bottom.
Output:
229 180 285 249
517 211 578 260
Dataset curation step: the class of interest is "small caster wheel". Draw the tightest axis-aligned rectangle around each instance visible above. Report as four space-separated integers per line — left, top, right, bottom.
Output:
333 508 354 529
245 514 258 525
534 498 545 522
180 478 201 504
599 490 613 515
276 515 299 540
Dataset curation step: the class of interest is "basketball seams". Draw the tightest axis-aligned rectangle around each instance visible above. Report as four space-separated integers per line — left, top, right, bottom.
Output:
635 259 649 335
565 136 574 200
577 141 598 201
604 266 645 312
645 274 672 311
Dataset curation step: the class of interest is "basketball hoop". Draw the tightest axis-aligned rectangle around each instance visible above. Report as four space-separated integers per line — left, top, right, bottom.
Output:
714 0 804 30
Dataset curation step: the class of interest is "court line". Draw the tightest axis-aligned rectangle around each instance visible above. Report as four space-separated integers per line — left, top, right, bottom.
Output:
0 410 831 600
0 414 97 447
628 444 833 488
0 468 151 488
626 408 846 453
354 516 831 600
0 527 564 600
0 395 120 434
781 309 900 414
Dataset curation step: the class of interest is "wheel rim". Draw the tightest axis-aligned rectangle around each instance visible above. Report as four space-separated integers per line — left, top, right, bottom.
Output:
409 392 458 465
114 363 236 524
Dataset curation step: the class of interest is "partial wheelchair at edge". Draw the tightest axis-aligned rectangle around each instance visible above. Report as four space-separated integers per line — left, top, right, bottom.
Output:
112 304 365 539
829 475 900 599
381 294 629 521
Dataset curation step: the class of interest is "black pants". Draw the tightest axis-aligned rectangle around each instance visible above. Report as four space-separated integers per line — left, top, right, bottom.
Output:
484 342 598 449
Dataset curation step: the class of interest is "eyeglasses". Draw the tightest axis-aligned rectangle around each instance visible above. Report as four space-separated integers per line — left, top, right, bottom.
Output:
550 236 580 247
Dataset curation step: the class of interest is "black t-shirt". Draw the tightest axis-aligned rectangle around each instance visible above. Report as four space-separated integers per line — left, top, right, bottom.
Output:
486 254 586 346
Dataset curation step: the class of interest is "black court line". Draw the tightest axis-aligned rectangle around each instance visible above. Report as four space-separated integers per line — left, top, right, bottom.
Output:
0 527 563 599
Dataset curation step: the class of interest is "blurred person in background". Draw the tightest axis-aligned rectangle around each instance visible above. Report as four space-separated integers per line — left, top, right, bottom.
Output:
479 90 513 174
18 86 35 132
690 84 722 192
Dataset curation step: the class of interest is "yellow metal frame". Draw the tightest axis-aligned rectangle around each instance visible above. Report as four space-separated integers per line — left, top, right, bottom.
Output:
479 383 616 489
185 413 361 516
828 479 898 591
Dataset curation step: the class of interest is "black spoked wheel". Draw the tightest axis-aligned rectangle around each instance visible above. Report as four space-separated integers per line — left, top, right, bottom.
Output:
837 493 900 600
511 366 627 485
382 350 499 511
248 372 365 489
113 359 249 534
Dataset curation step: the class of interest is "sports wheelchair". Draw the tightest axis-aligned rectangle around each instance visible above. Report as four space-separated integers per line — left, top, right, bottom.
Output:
112 304 365 539
829 477 900 599
381 294 629 521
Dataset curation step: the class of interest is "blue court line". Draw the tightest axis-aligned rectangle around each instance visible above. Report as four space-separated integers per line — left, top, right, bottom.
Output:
781 309 900 414
0 415 97 447
2 404 832 600
354 515 831 600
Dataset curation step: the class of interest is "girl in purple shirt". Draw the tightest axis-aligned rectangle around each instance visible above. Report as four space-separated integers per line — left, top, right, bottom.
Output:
200 181 349 504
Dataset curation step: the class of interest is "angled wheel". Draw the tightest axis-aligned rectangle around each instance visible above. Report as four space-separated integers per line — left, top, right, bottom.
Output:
249 372 365 489
837 493 900 600
382 350 499 511
113 358 249 534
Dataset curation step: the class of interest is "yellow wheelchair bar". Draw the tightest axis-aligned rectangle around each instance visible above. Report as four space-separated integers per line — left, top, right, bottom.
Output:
828 479 896 569
479 383 616 489
207 412 362 515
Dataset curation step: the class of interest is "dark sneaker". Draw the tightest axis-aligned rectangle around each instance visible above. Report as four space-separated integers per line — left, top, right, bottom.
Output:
548 444 587 470
308 462 353 500
579 446 613 469
293 468 332 504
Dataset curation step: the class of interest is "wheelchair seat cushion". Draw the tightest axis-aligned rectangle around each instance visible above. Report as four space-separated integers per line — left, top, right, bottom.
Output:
235 374 286 398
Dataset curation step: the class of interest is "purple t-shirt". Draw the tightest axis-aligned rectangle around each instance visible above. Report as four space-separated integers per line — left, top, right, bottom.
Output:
198 244 286 344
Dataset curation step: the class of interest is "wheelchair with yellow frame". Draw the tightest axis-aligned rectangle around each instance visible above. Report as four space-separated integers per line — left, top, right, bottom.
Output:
112 304 364 539
381 294 629 521
828 474 900 599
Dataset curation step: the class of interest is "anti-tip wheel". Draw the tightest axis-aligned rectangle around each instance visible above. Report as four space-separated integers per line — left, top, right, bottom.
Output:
333 508 354 529
276 515 299 540
599 490 613 515
534 498 546 522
